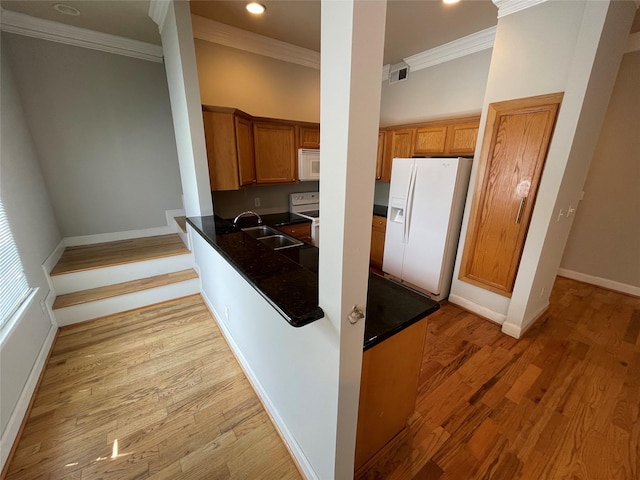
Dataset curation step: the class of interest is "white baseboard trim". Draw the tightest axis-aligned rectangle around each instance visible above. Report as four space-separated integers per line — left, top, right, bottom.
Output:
199 290 318 480
448 294 507 325
557 268 640 297
0 323 57 471
42 239 66 274
64 225 177 247
502 302 549 339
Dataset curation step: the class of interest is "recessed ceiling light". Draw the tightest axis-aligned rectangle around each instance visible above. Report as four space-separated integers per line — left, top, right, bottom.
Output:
246 2 266 15
53 3 81 16
443 0 461 4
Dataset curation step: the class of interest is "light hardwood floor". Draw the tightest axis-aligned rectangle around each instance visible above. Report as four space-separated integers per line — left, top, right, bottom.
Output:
4 278 638 479
3 295 301 480
50 234 189 276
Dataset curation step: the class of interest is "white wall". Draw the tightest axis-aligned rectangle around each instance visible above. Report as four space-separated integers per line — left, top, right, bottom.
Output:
2 32 183 237
192 231 339 480
379 49 491 127
0 45 60 464
560 50 640 291
195 40 320 123
449 0 637 335
156 3 213 218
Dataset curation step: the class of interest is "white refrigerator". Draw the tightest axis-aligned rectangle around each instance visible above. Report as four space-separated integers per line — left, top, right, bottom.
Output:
383 157 472 301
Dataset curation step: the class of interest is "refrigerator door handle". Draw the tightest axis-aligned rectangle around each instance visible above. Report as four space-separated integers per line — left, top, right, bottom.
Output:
404 163 417 243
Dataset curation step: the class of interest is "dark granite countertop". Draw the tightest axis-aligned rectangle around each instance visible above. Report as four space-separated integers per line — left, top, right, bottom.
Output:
373 204 388 218
186 215 439 349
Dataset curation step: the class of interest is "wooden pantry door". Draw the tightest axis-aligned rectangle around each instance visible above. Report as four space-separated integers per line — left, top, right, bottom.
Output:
459 93 563 296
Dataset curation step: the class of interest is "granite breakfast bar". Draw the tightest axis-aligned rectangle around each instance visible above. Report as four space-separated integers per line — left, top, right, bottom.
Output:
186 214 440 470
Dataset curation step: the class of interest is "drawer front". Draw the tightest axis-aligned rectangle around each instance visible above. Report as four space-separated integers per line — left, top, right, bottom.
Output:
277 223 312 242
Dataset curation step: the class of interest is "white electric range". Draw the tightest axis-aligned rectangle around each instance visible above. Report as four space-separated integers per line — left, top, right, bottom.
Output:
289 192 320 247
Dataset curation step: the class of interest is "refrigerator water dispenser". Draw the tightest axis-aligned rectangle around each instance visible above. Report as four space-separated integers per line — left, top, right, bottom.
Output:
389 197 405 223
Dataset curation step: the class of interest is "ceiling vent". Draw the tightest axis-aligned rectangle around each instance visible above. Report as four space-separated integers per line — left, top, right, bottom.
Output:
389 61 409 85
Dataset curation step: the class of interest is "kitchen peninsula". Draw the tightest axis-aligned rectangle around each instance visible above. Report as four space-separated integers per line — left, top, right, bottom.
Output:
186 214 440 469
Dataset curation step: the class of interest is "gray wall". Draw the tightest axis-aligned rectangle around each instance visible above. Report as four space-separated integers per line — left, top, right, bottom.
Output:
379 49 491 127
3 33 183 238
195 40 320 123
560 51 640 287
1 46 60 436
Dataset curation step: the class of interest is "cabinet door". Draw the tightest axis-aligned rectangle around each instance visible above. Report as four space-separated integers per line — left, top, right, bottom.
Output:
413 126 447 156
382 129 415 182
202 111 241 191
375 131 385 181
298 125 320 149
370 215 386 269
235 116 256 187
446 122 479 156
253 123 297 184
459 93 562 296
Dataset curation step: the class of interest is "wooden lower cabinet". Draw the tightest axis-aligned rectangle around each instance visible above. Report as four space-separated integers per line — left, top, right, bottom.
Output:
355 318 427 470
370 215 386 269
275 222 312 244
459 93 562 296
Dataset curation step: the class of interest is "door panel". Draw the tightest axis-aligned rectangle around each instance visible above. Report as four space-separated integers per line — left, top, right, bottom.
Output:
459 93 562 296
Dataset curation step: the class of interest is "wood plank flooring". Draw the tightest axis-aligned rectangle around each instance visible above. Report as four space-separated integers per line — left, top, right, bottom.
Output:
50 235 189 276
3 295 300 480
357 276 640 480
52 269 199 309
4 277 638 479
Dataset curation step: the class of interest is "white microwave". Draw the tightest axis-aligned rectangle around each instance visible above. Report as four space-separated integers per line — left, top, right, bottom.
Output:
298 149 320 181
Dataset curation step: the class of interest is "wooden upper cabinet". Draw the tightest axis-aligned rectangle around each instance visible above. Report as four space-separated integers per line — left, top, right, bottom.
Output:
459 93 563 296
414 126 447 156
375 131 385 181
297 125 320 149
234 116 256 187
382 128 415 181
202 109 255 191
253 122 297 184
446 122 479 156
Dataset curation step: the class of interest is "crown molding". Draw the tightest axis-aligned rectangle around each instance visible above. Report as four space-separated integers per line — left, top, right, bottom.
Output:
191 14 320 70
403 26 496 73
492 0 548 19
627 32 640 53
148 0 170 34
0 9 163 63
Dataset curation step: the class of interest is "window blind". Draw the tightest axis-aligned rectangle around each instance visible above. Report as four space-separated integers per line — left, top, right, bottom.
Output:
0 200 30 329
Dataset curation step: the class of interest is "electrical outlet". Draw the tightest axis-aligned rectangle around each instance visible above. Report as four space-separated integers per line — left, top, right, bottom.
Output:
224 305 230 322
540 287 545 297
254 197 261 207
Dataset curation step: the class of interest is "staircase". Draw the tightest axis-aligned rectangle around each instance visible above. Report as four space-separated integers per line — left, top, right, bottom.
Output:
49 230 199 327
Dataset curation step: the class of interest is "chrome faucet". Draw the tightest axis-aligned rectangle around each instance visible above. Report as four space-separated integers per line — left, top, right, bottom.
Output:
233 210 263 227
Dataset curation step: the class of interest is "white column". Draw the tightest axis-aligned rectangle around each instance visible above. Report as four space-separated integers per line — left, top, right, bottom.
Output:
319 0 386 477
150 0 213 217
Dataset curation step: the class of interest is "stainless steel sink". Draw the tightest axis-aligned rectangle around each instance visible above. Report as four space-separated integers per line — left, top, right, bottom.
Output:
241 226 303 250
242 225 280 238
257 235 303 250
